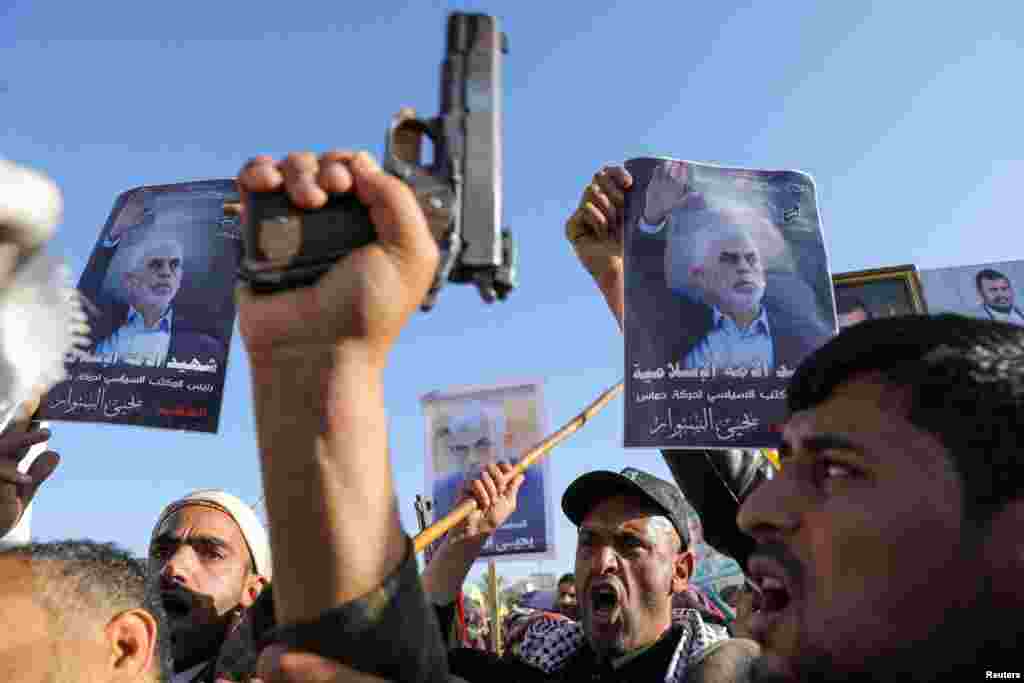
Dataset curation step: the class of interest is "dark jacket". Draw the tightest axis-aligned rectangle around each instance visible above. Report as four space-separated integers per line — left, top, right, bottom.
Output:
664 289 828 371
628 270 832 373
89 305 226 369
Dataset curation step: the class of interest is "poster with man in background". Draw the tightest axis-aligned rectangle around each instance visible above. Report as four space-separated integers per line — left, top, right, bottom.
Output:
40 180 241 432
422 380 554 561
624 157 835 449
920 260 1024 326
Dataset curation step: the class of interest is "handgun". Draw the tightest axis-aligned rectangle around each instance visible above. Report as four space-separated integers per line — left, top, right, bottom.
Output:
236 12 516 310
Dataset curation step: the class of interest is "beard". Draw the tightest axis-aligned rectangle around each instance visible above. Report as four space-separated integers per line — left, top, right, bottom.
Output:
716 285 765 320
749 573 1021 683
987 299 1013 313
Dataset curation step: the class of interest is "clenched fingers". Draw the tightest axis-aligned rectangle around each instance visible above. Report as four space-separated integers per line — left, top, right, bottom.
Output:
0 428 51 460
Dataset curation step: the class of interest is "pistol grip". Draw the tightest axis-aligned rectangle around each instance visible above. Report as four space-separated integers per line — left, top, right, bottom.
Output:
239 191 378 295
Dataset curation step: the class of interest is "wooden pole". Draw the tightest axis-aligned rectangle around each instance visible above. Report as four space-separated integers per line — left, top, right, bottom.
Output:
488 559 501 655
413 380 624 554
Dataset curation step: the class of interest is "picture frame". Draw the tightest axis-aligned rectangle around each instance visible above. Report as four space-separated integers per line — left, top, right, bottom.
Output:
833 264 928 330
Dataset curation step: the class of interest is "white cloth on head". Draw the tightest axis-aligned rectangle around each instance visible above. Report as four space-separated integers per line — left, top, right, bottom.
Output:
152 489 272 579
0 159 62 248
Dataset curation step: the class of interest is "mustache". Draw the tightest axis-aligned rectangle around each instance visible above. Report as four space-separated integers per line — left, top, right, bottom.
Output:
159 579 215 611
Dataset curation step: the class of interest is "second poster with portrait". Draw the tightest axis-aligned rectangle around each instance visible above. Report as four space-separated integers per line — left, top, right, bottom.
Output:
422 380 555 562
40 180 241 433
624 157 836 449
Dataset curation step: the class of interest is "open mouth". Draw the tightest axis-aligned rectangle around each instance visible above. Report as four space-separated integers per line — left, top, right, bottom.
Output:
152 285 172 295
589 583 621 624
752 575 791 614
746 557 799 642
734 281 759 292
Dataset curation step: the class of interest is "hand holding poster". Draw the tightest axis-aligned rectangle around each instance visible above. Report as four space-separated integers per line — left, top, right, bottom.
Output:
624 158 836 449
39 180 241 433
422 380 554 561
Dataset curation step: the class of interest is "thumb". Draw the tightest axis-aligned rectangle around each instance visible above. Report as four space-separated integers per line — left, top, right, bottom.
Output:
23 451 59 499
348 152 434 262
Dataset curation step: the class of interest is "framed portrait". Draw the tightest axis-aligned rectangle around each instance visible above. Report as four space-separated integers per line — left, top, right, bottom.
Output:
919 260 1024 327
833 264 928 330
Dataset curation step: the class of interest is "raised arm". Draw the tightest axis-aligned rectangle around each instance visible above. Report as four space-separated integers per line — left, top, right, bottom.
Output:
237 150 447 682
565 166 630 332
421 463 524 606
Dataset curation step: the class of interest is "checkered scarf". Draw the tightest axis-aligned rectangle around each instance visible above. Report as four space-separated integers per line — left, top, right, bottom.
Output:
516 608 727 682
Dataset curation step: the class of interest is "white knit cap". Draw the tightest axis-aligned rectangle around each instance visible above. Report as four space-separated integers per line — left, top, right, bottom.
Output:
0 158 62 249
152 489 272 580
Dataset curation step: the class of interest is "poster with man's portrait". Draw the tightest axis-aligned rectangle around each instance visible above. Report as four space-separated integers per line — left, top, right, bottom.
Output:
920 260 1024 326
40 180 241 433
422 380 554 561
623 158 836 449
833 265 928 330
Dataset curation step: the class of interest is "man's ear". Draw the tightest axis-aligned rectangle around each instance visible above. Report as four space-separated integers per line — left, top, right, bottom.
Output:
240 573 268 609
671 549 695 594
106 608 158 681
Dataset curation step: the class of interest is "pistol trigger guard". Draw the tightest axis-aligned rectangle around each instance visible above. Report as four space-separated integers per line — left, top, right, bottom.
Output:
384 115 442 181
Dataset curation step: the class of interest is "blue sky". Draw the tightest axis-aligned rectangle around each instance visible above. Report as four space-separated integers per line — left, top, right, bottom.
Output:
3 1 1022 584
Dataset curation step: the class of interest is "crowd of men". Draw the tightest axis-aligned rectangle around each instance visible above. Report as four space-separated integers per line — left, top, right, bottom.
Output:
0 151 1021 683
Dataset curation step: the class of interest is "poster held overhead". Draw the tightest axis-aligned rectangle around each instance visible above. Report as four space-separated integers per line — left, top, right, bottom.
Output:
39 180 241 433
623 157 835 449
422 379 554 561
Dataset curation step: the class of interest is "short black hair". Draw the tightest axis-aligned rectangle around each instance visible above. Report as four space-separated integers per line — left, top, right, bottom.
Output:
557 573 575 587
788 314 1024 527
1 540 172 682
976 268 1010 293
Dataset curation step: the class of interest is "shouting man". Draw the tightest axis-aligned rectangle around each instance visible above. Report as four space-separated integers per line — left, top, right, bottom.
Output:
148 489 271 683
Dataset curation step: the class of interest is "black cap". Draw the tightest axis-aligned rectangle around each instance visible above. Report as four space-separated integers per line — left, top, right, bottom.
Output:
561 467 691 549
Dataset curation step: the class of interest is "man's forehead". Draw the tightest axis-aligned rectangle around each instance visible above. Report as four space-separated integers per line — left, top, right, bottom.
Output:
782 380 881 439
447 427 492 447
780 376 928 457
711 235 758 256
143 244 182 261
154 504 245 545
